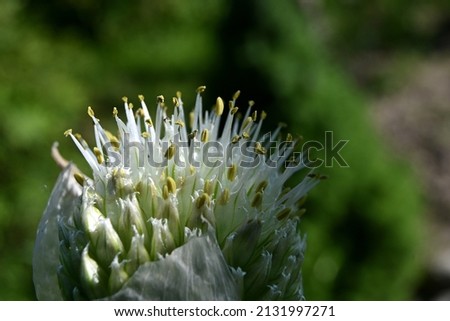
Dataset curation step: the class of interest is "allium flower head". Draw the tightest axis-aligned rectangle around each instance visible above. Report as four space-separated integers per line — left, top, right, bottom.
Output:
33 87 321 300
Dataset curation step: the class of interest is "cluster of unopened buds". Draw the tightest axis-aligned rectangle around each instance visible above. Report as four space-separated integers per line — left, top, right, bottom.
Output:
33 86 322 300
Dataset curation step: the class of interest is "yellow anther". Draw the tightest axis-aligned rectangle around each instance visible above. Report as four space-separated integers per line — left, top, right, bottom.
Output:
196 193 210 208
196 85 206 93
261 110 267 120
176 91 182 99
122 96 128 103
203 179 213 195
145 119 153 127
166 177 177 194
93 147 104 164
230 107 239 115
73 172 85 186
219 188 230 205
105 131 119 148
164 143 176 160
138 94 145 101
136 108 144 117
141 132 150 139
255 180 268 193
231 135 241 144
172 97 180 107
215 97 224 116
64 129 72 137
87 106 95 118
162 185 169 200
156 95 165 103
286 133 293 142
242 116 253 130
189 112 195 128
113 107 118 116
251 191 263 208
232 90 240 100
242 132 250 139
128 102 134 110
175 120 185 127
248 100 255 107
76 133 88 148
255 142 266 155
201 129 209 142
227 164 237 182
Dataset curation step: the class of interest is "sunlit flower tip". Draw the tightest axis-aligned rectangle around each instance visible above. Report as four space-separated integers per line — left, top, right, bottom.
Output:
125 227 150 275
109 255 128 294
80 246 107 299
34 87 321 301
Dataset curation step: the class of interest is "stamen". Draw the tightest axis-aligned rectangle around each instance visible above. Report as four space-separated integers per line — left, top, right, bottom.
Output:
196 193 210 208
175 120 185 127
166 177 177 194
251 192 263 208
164 143 176 160
219 188 230 205
196 85 206 93
201 129 209 142
87 106 95 118
255 142 266 155
93 147 104 164
242 116 253 131
73 172 85 186
252 110 257 122
227 164 237 182
156 95 165 104
215 97 224 116
231 135 241 144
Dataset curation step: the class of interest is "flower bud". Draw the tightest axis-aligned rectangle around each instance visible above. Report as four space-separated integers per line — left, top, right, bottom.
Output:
89 218 124 269
150 218 175 259
80 246 107 299
109 255 129 294
117 196 148 249
125 229 150 275
222 219 262 268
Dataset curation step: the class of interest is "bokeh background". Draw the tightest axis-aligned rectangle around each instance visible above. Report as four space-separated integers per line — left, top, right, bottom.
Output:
1 0 449 300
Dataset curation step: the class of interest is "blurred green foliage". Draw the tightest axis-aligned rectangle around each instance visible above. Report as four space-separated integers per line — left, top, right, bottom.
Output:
1 0 443 299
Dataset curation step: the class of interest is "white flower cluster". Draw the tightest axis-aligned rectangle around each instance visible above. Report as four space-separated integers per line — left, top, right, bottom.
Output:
33 87 321 300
